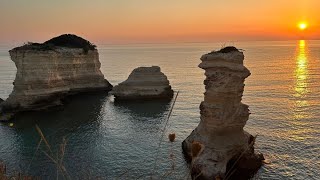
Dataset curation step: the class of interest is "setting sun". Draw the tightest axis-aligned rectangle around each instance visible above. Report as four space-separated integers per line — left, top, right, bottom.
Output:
298 22 308 30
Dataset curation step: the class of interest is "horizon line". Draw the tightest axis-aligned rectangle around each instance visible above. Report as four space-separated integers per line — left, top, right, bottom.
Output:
0 38 319 47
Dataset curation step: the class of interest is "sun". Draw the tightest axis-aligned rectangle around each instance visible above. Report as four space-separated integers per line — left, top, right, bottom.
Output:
298 22 308 30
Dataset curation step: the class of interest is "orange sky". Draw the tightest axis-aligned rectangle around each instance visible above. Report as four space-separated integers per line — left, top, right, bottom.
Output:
0 0 319 44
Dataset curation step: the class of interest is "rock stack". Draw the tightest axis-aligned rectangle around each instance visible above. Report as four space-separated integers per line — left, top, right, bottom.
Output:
182 47 263 179
110 66 173 100
0 34 112 121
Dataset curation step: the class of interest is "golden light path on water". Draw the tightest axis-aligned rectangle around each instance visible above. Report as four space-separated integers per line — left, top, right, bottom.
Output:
289 40 311 141
294 40 309 119
295 40 308 98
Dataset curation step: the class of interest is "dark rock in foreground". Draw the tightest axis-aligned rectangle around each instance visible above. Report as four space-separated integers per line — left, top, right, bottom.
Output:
109 66 173 100
182 47 263 179
0 34 112 121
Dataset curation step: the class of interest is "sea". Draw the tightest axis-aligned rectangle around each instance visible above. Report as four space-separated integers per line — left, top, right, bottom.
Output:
0 40 319 179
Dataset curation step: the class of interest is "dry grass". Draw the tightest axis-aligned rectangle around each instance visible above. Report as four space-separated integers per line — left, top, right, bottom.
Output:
191 141 203 158
224 135 261 180
151 91 179 178
0 161 40 180
0 123 191 179
0 91 193 179
168 133 176 142
34 124 71 180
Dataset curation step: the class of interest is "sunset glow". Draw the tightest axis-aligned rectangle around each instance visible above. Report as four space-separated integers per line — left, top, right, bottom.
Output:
0 0 319 43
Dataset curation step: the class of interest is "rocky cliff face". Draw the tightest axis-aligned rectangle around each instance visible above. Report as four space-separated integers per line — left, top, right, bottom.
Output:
0 35 112 120
109 66 173 100
182 47 263 180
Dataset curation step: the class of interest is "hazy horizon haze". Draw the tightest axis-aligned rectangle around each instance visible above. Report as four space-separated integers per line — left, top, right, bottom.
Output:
0 0 319 44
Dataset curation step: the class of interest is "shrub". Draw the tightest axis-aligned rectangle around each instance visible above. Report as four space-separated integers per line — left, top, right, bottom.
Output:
12 34 97 54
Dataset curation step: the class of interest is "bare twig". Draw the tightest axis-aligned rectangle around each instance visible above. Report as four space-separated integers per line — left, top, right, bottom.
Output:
35 124 53 154
224 135 258 180
151 91 179 178
36 125 71 180
27 138 43 174
116 167 134 180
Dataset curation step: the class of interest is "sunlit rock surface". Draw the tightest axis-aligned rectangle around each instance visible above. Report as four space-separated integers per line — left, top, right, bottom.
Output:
110 66 173 100
182 47 263 180
0 34 112 121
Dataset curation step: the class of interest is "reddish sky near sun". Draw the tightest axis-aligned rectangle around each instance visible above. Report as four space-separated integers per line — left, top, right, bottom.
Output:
0 0 319 44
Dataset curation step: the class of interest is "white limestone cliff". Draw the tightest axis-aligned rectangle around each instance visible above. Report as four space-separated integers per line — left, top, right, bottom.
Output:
109 66 173 100
182 47 263 180
0 34 112 120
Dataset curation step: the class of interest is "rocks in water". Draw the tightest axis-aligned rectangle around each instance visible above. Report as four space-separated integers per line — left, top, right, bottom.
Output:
0 112 15 122
109 66 173 100
0 34 112 121
182 47 263 179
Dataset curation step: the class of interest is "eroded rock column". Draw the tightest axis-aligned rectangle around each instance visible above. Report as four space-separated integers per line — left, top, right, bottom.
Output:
182 47 263 180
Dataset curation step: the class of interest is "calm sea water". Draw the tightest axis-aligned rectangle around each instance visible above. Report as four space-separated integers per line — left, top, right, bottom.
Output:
0 41 319 179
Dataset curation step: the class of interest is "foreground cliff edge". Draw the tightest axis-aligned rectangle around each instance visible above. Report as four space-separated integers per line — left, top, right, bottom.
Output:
0 34 112 121
182 47 264 180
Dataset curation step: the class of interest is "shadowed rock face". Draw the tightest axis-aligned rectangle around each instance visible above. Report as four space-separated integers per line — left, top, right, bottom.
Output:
182 47 263 180
0 34 112 121
109 66 173 100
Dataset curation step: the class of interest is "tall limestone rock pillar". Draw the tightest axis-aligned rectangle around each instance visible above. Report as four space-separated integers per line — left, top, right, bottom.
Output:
182 47 263 180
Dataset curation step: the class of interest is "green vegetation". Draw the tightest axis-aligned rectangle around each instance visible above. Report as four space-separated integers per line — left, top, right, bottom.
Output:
12 34 97 54
44 34 96 52
12 42 56 51
217 46 240 53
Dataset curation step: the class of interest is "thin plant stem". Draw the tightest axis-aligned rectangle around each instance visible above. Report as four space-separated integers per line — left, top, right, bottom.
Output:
35 124 53 154
151 91 179 178
224 135 258 180
27 138 43 174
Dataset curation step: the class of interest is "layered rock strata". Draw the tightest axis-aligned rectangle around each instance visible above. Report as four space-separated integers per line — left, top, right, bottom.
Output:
0 34 112 121
182 47 263 179
109 66 173 100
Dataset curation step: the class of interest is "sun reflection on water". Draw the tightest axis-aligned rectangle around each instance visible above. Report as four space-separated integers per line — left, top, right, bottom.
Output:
294 40 309 97
282 40 312 142
292 40 310 122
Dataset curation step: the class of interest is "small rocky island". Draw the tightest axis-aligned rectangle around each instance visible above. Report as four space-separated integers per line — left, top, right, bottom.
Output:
109 66 173 100
182 47 264 179
0 34 112 121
